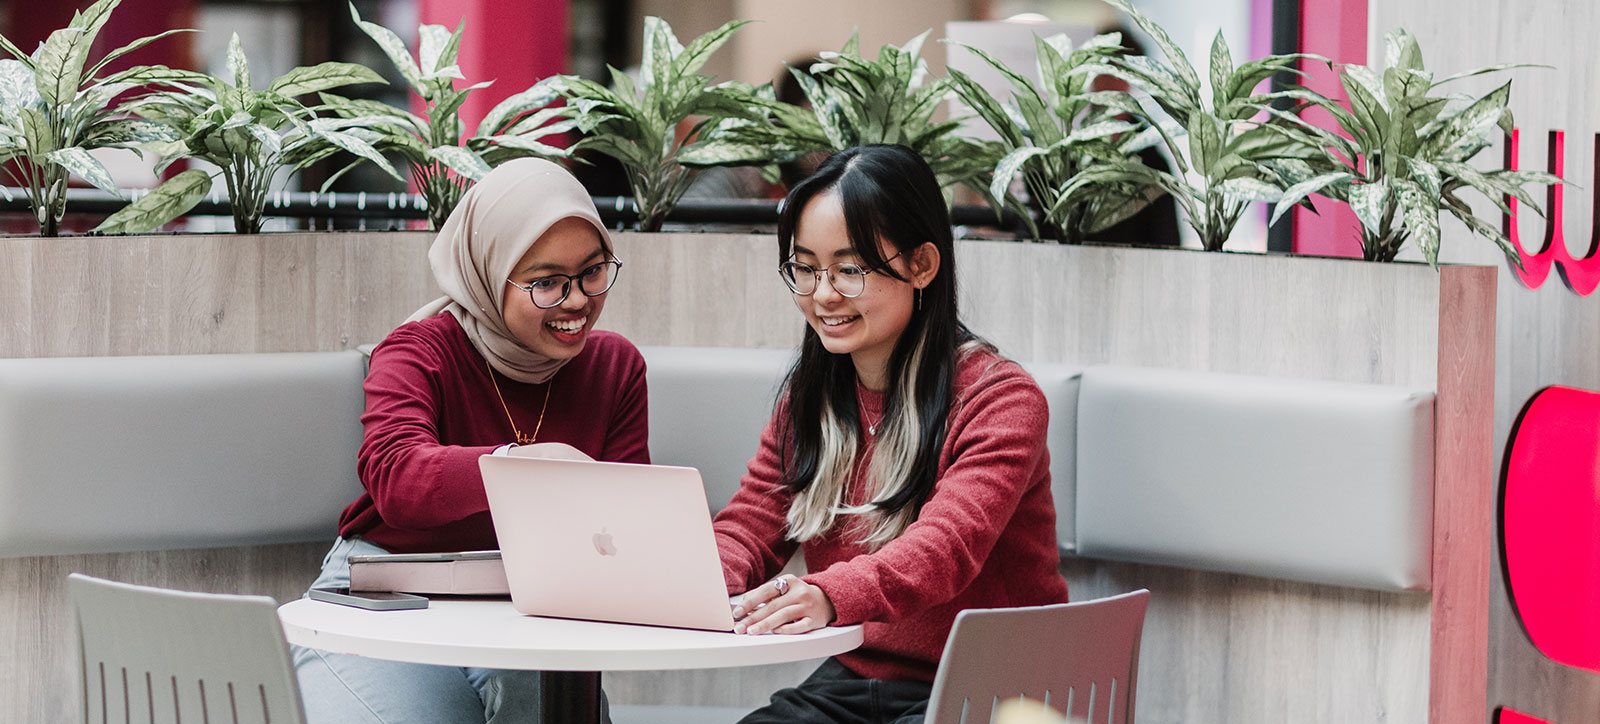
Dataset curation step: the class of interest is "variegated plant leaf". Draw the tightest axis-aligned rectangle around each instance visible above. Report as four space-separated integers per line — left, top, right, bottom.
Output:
84 28 195 82
33 26 87 107
1208 31 1234 112
480 133 568 158
477 82 561 137
418 24 456 79
46 146 119 195
269 62 385 99
91 168 212 234
348 2 424 94
0 59 41 114
1406 157 1443 199
1348 178 1389 235
1102 0 1199 90
1342 64 1389 110
1220 176 1282 202
676 139 774 165
428 144 492 181
1269 171 1357 225
82 118 177 148
245 123 281 159
1396 179 1441 265
319 128 405 182
226 33 250 90
989 145 1053 203
498 107 572 138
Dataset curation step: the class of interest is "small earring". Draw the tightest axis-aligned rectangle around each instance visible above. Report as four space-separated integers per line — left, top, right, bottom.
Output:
916 288 922 311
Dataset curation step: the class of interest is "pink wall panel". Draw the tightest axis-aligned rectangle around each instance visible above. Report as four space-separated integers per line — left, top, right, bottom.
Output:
418 0 569 142
1293 0 1365 257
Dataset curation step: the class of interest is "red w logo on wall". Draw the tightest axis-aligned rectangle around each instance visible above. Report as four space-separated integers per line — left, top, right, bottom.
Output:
1503 130 1600 295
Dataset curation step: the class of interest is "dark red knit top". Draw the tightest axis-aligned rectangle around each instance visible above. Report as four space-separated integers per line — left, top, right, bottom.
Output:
339 313 650 552
713 347 1069 683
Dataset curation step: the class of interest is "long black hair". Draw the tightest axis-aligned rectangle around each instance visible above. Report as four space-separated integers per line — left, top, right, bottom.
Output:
776 144 982 546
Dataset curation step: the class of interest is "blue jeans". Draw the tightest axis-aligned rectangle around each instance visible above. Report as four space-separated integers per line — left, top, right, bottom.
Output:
292 537 611 724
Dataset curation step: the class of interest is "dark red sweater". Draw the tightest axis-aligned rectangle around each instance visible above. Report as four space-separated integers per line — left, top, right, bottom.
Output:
713 348 1069 683
339 313 650 552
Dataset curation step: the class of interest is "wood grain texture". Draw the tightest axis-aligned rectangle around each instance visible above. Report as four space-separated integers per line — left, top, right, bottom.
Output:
1431 266 1498 724
0 232 1487 723
1063 558 1430 723
0 231 439 359
1370 0 1600 718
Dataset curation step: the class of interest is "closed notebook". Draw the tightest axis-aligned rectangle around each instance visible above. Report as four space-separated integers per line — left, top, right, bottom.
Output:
348 550 510 595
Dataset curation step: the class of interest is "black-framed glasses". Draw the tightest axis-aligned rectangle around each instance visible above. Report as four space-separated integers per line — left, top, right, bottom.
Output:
507 259 623 309
779 252 902 298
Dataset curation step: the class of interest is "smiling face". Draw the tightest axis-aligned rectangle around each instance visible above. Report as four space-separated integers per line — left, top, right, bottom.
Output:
502 217 611 361
789 190 938 391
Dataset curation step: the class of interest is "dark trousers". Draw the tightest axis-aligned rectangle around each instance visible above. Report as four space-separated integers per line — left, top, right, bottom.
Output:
737 658 933 724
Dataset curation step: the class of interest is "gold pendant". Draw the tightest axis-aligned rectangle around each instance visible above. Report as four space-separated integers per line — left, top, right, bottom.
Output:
516 432 537 445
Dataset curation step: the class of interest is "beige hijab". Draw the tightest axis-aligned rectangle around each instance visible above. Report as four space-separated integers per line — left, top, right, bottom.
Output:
406 158 612 384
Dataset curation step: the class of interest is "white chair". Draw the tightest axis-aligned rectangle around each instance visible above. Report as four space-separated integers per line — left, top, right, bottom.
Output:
68 573 306 724
926 590 1151 724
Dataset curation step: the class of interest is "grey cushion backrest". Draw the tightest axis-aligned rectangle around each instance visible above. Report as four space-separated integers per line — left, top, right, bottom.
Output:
0 351 367 558
1074 365 1435 592
1016 362 1082 552
639 346 795 511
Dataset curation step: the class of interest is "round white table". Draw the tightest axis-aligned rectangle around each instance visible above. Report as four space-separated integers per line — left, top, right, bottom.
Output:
279 598 863 724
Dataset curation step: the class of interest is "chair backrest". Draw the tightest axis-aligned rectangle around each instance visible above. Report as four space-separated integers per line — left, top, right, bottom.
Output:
926 590 1151 724
68 573 305 724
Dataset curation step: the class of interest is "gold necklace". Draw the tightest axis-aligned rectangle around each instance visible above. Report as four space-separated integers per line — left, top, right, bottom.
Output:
486 358 552 445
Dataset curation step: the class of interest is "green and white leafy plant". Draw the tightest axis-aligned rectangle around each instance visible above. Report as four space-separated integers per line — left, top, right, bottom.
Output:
946 31 1163 243
1062 0 1331 251
1257 29 1559 264
336 3 579 229
548 16 758 232
707 30 1006 210
0 0 193 236
98 33 394 234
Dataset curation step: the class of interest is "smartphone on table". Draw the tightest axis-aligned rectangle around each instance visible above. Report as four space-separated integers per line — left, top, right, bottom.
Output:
309 587 429 611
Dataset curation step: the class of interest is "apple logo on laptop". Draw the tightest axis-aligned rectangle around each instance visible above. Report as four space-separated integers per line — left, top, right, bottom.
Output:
592 528 617 556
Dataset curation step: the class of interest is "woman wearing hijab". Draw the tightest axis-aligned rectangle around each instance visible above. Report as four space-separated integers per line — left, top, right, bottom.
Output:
293 158 647 724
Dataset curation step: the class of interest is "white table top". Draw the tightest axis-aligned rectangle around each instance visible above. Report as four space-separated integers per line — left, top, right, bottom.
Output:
279 598 863 672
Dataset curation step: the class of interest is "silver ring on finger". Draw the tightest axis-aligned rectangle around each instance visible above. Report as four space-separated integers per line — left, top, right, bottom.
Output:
773 576 790 596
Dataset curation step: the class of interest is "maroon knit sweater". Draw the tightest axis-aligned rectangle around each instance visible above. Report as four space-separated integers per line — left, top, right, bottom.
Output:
339 313 650 552
713 348 1069 683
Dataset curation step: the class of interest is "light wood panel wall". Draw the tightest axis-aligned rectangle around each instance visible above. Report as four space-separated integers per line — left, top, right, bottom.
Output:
0 231 440 358
1369 0 1600 719
0 231 1491 723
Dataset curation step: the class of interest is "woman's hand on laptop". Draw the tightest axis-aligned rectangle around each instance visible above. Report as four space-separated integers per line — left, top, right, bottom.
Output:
731 574 836 635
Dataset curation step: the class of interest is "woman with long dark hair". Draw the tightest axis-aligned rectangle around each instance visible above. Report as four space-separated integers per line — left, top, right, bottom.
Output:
714 144 1069 723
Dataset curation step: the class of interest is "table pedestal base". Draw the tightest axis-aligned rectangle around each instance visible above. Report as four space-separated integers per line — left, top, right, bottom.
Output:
544 671 602 724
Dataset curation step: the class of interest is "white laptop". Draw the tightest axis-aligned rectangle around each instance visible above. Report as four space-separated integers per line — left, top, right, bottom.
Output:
478 454 738 632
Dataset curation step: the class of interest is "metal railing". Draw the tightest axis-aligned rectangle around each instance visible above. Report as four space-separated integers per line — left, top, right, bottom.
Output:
0 188 1027 230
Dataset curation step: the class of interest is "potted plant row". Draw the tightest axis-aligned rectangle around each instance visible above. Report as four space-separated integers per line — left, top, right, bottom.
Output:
0 0 1559 267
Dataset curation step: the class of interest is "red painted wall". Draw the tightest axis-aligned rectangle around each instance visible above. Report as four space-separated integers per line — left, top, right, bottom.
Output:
5 0 194 73
417 0 569 141
1293 0 1365 257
